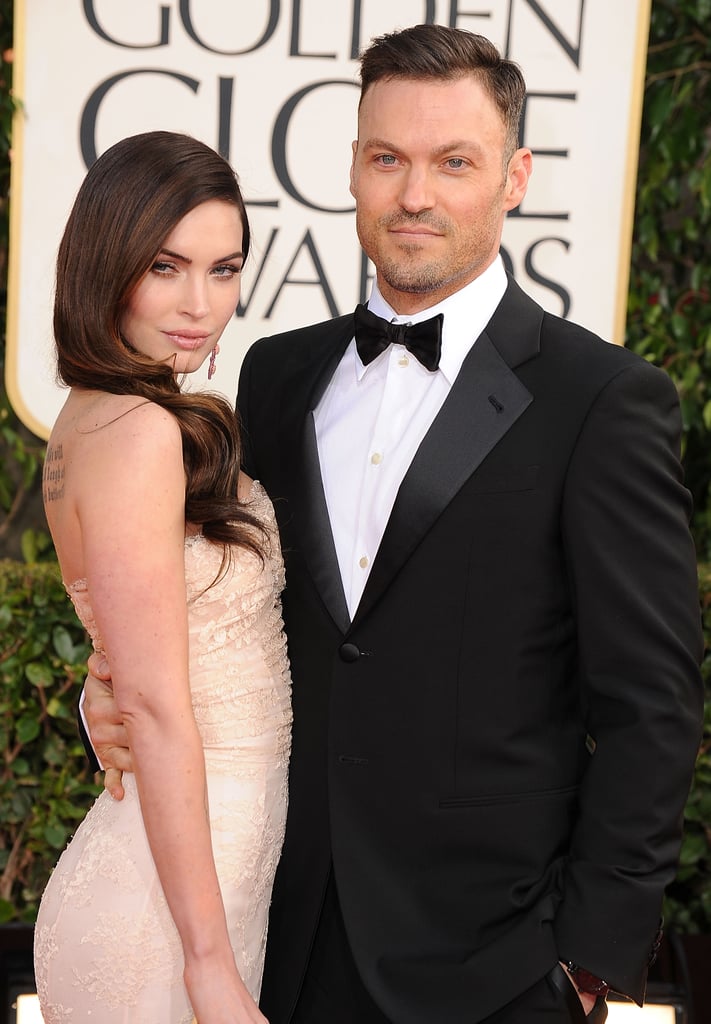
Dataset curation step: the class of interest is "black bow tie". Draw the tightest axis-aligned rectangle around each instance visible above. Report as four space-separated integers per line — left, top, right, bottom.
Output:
353 303 443 372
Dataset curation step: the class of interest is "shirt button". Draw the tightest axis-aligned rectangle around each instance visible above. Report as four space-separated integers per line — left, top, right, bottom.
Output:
398 355 410 367
359 556 369 569
370 452 383 465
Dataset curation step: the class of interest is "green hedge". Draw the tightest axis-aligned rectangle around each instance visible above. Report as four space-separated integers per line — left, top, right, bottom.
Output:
1 558 710 931
666 563 711 931
627 0 711 559
0 559 101 923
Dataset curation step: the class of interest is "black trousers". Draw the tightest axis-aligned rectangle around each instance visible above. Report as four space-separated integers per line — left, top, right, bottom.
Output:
291 871 391 1023
291 872 607 1024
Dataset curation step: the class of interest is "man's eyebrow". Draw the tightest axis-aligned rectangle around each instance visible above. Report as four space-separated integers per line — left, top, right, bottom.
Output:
431 140 486 158
361 137 486 158
360 137 399 151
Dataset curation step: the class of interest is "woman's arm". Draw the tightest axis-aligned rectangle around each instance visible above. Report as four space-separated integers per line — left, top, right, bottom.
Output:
77 401 267 1024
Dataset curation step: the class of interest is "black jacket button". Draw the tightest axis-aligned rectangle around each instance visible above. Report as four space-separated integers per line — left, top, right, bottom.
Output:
339 642 360 662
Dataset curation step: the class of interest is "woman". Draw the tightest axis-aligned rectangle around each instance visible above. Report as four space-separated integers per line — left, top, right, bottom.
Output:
34 131 292 1024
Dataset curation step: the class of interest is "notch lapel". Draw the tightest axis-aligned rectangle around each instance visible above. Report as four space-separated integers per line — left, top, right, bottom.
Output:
280 319 352 634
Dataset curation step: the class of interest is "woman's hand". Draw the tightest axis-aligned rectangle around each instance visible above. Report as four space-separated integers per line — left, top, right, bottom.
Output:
185 954 269 1024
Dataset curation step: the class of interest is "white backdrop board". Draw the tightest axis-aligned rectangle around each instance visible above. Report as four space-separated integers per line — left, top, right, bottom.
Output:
7 0 652 439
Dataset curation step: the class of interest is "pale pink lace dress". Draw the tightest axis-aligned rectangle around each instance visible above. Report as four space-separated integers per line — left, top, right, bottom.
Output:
34 483 292 1023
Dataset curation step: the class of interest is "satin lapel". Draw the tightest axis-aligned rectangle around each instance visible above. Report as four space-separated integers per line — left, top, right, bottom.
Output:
281 319 352 634
351 329 533 627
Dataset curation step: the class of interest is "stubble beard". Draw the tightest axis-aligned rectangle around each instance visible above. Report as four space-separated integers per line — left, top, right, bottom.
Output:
376 236 492 299
361 211 458 297
378 252 453 295
360 210 496 300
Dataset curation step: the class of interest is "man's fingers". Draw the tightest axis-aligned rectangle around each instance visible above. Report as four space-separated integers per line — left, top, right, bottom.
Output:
103 767 125 801
87 650 112 681
95 740 133 774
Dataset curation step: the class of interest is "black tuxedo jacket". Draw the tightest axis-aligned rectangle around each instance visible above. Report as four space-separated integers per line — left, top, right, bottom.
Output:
237 277 703 1024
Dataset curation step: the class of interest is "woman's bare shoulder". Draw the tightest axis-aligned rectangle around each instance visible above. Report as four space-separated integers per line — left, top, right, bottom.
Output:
48 391 184 511
45 393 185 582
53 390 180 452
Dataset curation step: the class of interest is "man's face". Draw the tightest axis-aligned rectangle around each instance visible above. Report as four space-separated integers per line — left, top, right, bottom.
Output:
350 75 531 314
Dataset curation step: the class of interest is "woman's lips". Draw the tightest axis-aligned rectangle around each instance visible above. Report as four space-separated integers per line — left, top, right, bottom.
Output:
163 331 210 350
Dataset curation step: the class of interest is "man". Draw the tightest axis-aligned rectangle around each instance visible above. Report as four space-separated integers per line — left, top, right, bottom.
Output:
85 24 704 1024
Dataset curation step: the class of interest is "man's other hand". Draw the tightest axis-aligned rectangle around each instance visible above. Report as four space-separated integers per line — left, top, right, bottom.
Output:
85 651 132 800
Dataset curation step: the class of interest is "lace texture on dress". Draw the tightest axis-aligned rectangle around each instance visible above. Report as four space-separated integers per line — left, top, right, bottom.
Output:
34 482 292 1023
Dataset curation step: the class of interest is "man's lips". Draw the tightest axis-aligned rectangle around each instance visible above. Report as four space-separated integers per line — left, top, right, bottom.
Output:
390 227 442 238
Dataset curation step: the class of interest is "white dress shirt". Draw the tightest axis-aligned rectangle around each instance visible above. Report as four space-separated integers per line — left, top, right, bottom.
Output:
314 256 508 617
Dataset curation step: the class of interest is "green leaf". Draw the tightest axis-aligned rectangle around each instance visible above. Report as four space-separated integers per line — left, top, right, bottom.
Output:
0 899 15 924
20 530 38 564
12 757 30 776
15 716 40 744
43 823 69 850
25 662 53 687
52 625 76 663
46 696 73 720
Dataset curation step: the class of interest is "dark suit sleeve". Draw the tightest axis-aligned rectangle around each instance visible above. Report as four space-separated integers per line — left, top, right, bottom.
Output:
236 342 258 479
77 704 101 774
553 359 704 1003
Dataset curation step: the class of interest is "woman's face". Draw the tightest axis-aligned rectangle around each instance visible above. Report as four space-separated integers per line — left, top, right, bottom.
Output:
120 199 244 375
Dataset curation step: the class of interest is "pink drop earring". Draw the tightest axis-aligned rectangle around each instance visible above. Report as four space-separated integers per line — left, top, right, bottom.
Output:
208 346 218 380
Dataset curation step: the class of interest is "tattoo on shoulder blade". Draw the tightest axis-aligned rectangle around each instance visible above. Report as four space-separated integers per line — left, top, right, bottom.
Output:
43 442 65 503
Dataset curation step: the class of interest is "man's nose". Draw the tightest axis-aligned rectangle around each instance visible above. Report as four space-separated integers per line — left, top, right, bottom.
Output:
398 167 435 212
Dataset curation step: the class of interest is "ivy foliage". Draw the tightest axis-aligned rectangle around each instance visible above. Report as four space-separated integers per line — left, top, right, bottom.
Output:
0 4 48 561
0 559 101 923
664 563 711 933
626 0 711 559
625 3 711 930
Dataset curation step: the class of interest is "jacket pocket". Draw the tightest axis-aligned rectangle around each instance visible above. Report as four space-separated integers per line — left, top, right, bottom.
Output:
464 464 539 494
439 783 578 809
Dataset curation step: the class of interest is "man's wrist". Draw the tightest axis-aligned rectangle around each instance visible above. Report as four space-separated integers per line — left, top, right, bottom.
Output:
564 961 609 998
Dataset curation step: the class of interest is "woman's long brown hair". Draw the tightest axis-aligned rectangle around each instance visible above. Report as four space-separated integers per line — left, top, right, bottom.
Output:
54 130 265 560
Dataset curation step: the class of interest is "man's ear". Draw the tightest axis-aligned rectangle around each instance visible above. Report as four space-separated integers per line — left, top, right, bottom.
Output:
349 139 358 199
503 147 532 213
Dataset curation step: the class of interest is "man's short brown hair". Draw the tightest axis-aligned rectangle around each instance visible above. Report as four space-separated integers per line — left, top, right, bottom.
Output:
359 24 526 165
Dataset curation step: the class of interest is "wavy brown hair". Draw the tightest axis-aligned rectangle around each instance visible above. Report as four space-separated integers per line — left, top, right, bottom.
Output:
54 130 264 559
359 25 526 167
